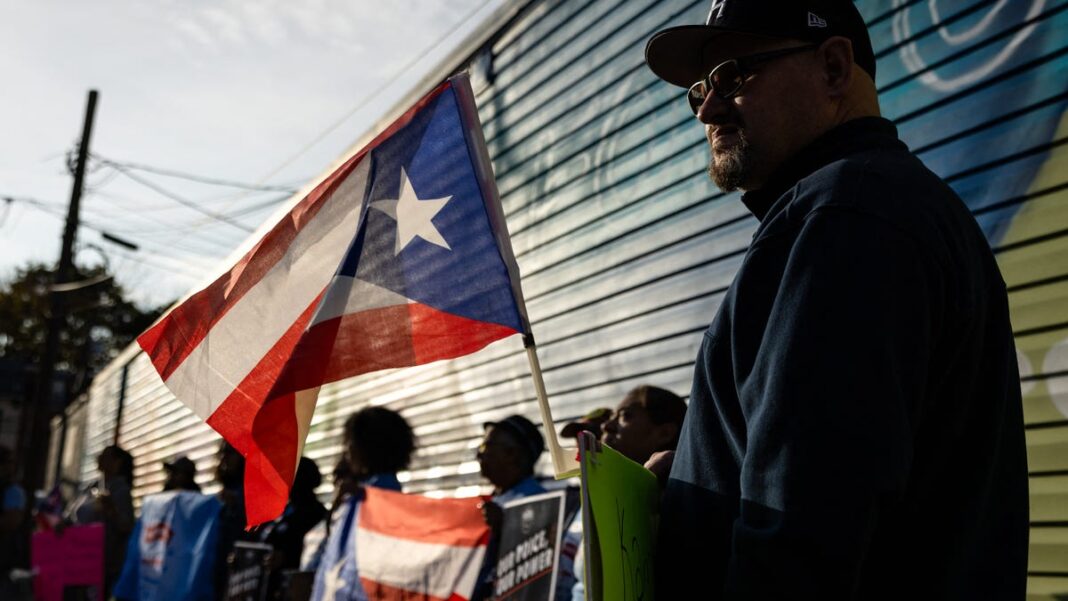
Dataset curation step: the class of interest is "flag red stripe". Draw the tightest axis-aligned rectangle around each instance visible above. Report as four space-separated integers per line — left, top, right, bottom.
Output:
138 79 455 383
357 578 457 601
269 303 518 396
408 303 519 364
205 289 325 526
359 487 490 548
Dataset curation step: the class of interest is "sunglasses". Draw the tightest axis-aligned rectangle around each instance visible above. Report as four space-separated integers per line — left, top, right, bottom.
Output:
687 45 819 115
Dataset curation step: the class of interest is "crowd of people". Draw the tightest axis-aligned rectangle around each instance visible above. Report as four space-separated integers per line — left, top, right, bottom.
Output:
0 383 683 601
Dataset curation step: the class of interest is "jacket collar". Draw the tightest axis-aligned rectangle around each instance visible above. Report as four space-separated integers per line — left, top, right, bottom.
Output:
741 117 904 221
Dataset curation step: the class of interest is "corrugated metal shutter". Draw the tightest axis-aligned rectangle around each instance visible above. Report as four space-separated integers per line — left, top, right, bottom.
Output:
860 1 1068 596
64 0 1067 592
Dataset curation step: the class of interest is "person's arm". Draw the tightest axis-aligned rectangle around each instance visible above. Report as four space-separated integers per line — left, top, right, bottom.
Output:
726 208 940 598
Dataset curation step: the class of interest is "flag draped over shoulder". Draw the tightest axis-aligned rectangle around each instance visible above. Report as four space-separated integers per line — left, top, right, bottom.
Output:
137 74 531 526
312 488 490 601
112 491 221 601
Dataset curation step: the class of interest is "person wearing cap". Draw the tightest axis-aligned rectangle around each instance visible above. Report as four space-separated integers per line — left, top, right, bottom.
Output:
568 386 688 601
473 415 546 601
478 414 547 504
645 1 1027 599
162 456 201 492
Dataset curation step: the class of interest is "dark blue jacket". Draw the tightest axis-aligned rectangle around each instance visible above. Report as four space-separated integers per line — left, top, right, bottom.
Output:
657 118 1029 600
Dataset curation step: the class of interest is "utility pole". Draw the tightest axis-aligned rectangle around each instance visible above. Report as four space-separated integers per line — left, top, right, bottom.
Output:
21 90 98 494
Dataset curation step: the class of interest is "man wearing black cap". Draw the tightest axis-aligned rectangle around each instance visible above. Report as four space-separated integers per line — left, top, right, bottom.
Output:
162 456 201 492
645 2 1028 599
478 415 546 503
473 415 546 601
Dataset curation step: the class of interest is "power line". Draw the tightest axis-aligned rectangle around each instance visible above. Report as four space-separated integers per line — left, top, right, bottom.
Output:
106 163 256 233
85 190 246 251
4 194 223 275
217 0 496 213
110 246 206 283
91 154 300 193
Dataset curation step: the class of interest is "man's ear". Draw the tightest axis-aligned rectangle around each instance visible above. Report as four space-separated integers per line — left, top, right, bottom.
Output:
820 36 856 98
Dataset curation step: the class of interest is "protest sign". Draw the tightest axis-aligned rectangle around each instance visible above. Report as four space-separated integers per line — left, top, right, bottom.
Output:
578 433 659 601
226 541 273 601
31 523 105 601
493 490 566 601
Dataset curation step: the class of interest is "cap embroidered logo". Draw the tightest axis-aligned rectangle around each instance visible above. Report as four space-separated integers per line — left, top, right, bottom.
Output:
708 0 727 23
808 12 828 28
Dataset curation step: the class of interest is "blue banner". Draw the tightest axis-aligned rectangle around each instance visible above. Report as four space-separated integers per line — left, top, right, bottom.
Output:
113 491 222 601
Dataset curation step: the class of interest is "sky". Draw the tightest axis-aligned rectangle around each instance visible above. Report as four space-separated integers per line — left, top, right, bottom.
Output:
0 0 505 308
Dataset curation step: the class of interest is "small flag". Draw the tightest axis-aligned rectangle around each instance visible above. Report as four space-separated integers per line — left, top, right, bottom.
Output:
138 74 531 526
34 486 64 531
311 488 490 601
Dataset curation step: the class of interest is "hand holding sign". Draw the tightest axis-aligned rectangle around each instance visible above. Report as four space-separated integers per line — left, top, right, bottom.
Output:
578 432 659 601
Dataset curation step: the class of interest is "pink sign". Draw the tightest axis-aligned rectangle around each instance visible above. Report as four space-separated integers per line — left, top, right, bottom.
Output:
31 524 105 601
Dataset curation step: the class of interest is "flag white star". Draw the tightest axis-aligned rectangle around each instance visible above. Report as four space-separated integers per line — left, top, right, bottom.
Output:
320 557 348 600
371 167 452 255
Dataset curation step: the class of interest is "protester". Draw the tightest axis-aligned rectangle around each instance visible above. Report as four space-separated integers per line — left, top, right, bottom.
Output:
643 1 1029 597
256 456 326 600
0 446 26 598
161 456 200 493
601 385 686 465
309 407 417 601
478 415 546 504
343 406 415 492
214 441 250 598
567 386 688 600
65 444 135 596
473 414 546 601
113 487 221 601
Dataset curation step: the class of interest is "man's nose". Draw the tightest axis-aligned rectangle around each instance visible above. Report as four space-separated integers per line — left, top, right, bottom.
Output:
696 91 731 124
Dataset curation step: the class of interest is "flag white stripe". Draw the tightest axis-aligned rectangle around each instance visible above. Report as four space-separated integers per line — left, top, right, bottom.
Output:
165 158 371 419
354 526 486 600
309 275 411 328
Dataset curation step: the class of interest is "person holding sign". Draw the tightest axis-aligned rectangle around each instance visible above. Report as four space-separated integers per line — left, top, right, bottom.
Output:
473 415 547 601
65 444 135 597
643 1 1029 598
567 386 687 601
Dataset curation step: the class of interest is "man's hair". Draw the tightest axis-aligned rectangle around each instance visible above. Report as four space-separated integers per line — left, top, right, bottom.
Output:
102 445 135 484
291 456 323 501
632 385 688 448
344 406 416 475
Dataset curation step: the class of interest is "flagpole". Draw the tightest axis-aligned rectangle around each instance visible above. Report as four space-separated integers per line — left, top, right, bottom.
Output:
524 340 580 479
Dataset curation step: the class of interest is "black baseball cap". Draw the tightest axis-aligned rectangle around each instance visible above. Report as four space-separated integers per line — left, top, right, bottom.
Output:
483 415 545 463
163 456 197 476
645 0 876 88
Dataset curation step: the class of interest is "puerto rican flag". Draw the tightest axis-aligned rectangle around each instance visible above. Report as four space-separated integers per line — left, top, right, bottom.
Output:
312 488 490 601
137 75 531 526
